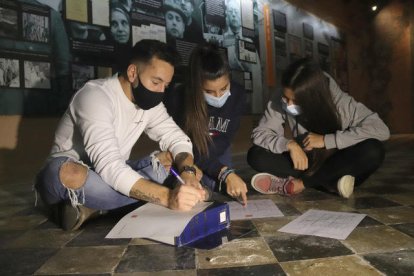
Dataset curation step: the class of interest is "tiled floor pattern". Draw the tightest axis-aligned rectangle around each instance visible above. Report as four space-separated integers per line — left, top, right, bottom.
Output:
1 135 414 275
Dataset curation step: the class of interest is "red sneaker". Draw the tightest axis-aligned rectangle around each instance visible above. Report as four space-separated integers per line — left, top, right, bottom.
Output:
251 173 294 195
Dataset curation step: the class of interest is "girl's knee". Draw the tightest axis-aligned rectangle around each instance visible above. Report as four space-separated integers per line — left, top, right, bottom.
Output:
247 145 262 164
359 139 385 168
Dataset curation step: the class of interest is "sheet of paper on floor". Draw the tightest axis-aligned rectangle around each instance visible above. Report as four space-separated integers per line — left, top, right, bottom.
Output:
227 199 284 220
278 209 366 240
105 201 212 244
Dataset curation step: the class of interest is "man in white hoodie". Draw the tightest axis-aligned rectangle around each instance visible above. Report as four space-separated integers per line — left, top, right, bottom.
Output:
35 39 206 230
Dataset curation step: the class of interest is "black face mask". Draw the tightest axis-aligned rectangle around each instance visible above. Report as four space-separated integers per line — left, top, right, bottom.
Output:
131 76 164 110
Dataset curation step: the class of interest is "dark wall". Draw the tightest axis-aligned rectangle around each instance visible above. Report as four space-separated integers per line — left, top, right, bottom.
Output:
286 0 413 133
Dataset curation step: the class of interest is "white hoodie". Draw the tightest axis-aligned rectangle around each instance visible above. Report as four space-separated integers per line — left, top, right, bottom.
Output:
50 75 193 196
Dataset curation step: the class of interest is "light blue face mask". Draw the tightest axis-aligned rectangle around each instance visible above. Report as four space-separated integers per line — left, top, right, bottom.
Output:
281 98 302 116
204 90 231 108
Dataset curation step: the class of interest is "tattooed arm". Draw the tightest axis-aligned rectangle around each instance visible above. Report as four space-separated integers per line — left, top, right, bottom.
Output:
129 178 204 211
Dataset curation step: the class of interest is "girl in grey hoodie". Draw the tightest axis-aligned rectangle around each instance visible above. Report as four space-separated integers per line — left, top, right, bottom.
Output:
247 58 390 198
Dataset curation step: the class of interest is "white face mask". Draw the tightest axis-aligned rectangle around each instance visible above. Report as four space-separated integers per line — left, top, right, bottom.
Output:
204 90 231 108
281 97 302 116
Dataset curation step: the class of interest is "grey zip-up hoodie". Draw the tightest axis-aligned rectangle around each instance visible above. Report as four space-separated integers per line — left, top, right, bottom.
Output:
252 74 390 154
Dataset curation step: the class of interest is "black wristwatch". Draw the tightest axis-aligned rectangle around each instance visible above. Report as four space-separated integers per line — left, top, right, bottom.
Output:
180 165 196 175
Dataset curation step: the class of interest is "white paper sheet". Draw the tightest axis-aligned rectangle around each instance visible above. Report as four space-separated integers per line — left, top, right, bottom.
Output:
227 199 284 220
105 202 212 244
278 209 366 240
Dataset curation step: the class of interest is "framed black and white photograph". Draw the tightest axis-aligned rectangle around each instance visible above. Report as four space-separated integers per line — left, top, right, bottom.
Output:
241 0 254 39
0 58 20 88
0 6 19 39
72 63 95 91
69 21 108 42
238 39 257 63
274 30 286 57
132 0 163 19
303 22 313 40
288 34 302 62
331 37 348 91
22 12 50 43
204 0 225 45
272 10 286 33
24 60 51 89
131 11 166 44
317 42 330 72
304 39 313 58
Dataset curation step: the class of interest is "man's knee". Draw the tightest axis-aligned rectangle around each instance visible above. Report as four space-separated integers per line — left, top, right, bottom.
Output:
59 162 88 189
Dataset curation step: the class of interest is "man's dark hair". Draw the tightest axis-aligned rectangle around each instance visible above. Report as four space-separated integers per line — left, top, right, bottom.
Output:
121 39 180 75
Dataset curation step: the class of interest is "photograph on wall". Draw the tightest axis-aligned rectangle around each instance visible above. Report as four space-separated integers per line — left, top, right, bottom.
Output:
24 60 51 89
251 0 261 54
331 37 348 91
203 0 225 45
175 39 198 65
288 33 302 62
240 0 254 39
317 42 330 72
272 10 286 33
243 71 253 92
223 0 242 47
274 30 286 57
68 21 114 54
91 0 110 27
131 1 166 44
69 21 106 41
65 0 88 22
223 0 258 71
164 1 186 41
132 22 166 44
109 1 132 46
22 12 50 43
65 0 119 55
0 6 19 39
0 58 20 88
238 39 256 63
72 63 95 91
302 22 313 40
163 0 203 43
304 39 313 58
132 0 163 18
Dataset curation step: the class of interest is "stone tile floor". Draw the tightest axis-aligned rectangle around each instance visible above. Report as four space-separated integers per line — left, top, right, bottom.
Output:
1 135 413 275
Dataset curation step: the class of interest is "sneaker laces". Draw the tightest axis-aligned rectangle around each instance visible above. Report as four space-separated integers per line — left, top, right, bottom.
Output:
267 177 291 194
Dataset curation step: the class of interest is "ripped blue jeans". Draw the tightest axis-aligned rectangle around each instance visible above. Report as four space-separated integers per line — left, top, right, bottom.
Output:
34 152 168 210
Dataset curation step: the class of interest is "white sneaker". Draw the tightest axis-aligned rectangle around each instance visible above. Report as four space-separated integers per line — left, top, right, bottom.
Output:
337 175 355 198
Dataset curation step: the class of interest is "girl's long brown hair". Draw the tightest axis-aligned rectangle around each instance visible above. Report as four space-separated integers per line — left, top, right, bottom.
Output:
184 43 230 156
282 58 341 134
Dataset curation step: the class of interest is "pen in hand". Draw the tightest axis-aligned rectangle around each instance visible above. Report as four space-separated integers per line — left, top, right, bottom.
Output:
170 167 186 185
170 167 212 201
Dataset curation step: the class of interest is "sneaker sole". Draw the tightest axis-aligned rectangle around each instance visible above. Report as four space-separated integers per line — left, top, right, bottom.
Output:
251 173 278 194
61 203 83 231
337 175 355 198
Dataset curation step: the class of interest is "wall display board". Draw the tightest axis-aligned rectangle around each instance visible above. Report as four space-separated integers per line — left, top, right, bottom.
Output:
0 0 262 115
